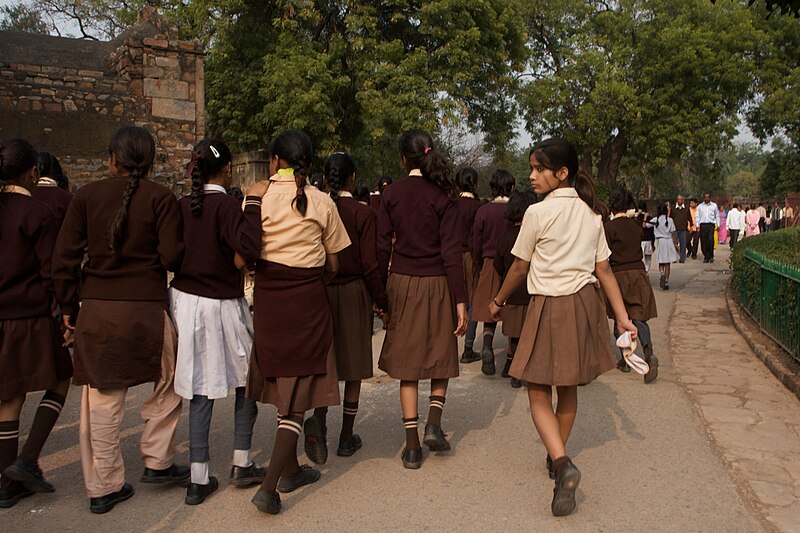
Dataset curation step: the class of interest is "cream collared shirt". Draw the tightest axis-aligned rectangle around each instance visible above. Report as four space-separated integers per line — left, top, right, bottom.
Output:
259 172 351 267
511 188 611 297
2 184 32 196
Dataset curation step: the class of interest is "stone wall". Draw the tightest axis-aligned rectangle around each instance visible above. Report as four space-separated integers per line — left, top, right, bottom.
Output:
0 9 204 192
231 150 270 191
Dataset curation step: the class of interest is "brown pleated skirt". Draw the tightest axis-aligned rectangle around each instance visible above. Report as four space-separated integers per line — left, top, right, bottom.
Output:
509 284 616 386
0 316 73 400
501 304 528 339
378 273 459 380
246 345 340 416
604 269 658 322
472 258 501 322
73 299 166 389
327 279 374 382
462 251 477 306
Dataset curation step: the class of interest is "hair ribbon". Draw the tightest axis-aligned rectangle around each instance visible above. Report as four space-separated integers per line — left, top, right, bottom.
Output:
424 147 432 154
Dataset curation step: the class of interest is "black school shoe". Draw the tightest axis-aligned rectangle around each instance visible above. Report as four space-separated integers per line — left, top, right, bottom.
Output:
303 415 328 465
460 347 480 363
230 463 267 487
252 489 281 514
401 447 422 469
422 424 451 452
3 457 55 493
644 356 659 384
336 434 363 457
185 476 219 505
141 464 190 485
616 358 631 373
501 357 513 378
481 347 496 376
551 460 581 517
277 464 320 493
89 482 134 514
0 481 34 508
510 377 522 388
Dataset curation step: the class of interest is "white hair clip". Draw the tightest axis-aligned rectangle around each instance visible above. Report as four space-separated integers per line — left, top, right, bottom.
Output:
209 145 220 158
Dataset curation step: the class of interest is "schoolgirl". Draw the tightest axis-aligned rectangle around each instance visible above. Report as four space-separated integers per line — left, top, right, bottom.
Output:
32 152 72 229
604 188 659 383
471 169 515 375
489 138 636 516
0 139 73 508
648 203 679 290
303 152 388 464
52 126 188 514
454 167 483 364
492 189 537 388
377 129 468 469
247 130 350 515
353 181 371 206
169 139 269 505
369 175 393 217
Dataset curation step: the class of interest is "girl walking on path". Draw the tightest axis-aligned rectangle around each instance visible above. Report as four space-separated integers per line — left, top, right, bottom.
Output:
649 204 679 290
471 169 515 375
455 167 482 364
169 139 269 505
493 189 536 388
303 152 389 464
53 126 188 514
604 188 659 383
377 129 468 470
0 139 73 508
247 131 351 515
489 138 636 517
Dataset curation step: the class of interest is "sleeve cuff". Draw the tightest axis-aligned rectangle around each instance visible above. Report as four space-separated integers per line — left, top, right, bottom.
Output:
244 196 262 208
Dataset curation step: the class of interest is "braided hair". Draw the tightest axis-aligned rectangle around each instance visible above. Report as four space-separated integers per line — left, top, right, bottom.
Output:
0 138 37 190
324 152 356 208
269 130 313 216
399 129 457 198
189 139 233 217
108 126 156 254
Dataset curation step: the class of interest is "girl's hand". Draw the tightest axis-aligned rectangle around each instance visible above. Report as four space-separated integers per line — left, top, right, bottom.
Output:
246 179 270 197
62 314 75 347
454 303 468 336
616 316 638 340
489 300 503 321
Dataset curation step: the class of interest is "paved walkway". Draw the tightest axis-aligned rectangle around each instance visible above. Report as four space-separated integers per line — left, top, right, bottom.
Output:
3 247 798 532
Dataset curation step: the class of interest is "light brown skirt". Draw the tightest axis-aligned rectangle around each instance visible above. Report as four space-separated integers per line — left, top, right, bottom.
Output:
472 258 501 322
246 344 340 416
327 279 374 382
462 252 477 306
501 304 528 339
378 273 459 380
509 284 616 386
604 269 658 322
0 316 73 400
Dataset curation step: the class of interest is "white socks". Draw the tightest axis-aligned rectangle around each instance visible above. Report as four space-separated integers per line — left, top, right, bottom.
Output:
191 461 209 485
232 449 252 468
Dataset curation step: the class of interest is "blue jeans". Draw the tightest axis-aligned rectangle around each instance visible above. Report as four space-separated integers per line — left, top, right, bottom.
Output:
465 305 477 350
676 230 688 262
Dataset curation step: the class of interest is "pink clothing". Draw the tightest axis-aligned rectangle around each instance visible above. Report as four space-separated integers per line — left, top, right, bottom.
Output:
745 210 761 237
718 211 727 243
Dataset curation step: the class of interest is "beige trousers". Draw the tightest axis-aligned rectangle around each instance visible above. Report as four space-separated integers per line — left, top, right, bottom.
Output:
79 312 182 498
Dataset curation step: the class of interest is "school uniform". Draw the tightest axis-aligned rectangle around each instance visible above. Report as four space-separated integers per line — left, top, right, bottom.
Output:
246 169 350 416
376 170 467 381
603 216 658 322
0 186 73 401
508 188 616 386
649 216 679 264
32 178 72 229
493 225 530 338
52 176 185 498
326 193 387 382
457 193 482 305
471 199 513 323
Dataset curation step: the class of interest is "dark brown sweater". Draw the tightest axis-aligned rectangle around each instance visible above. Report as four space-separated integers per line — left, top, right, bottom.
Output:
457 196 482 253
330 197 388 311
493 225 530 306
53 177 184 317
0 192 59 319
377 175 467 304
472 201 514 264
672 205 691 232
604 216 645 272
32 185 72 229
170 192 262 299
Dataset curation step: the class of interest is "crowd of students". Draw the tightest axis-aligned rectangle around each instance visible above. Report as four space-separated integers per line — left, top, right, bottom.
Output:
1 127 648 519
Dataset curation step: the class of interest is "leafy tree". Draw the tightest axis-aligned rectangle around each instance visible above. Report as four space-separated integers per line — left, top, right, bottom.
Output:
0 2 49 33
759 137 800 196
728 170 760 197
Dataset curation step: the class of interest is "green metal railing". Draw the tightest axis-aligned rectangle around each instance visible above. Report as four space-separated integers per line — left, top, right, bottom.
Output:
739 249 800 363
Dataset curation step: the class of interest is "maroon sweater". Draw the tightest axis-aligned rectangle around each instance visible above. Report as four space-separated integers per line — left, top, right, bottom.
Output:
0 192 59 319
604 216 645 272
377 175 466 304
472 201 513 265
33 185 72 229
493 225 530 306
53 177 184 317
457 195 482 253
170 192 262 299
330 197 388 311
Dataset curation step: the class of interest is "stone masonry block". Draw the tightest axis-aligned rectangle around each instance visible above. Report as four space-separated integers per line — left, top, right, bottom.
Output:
63 100 78 112
143 38 169 49
143 78 188 99
155 56 179 68
151 97 195 121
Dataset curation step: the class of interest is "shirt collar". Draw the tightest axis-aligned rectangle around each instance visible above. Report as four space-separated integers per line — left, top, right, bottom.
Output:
492 196 510 203
2 184 32 197
676 204 685 209
270 168 297 183
460 192 475 199
339 191 353 198
204 183 227 194
38 177 58 187
544 188 579 201
409 169 423 177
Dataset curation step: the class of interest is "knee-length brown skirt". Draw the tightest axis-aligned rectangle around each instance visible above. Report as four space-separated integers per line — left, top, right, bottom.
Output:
0 316 73 400
378 273 459 380
605 269 658 322
327 279 374 382
509 284 616 386
462 252 477 306
472 258 501 323
501 304 528 339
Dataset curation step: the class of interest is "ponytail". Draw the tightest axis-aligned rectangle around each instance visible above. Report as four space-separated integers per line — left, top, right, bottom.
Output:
110 170 142 253
531 137 600 213
293 168 308 217
187 139 233 217
574 170 597 214
324 152 356 210
399 129 457 199
189 151 204 217
269 130 314 217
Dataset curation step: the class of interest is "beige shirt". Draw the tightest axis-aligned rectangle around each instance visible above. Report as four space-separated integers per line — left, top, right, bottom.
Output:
259 171 351 267
511 188 611 297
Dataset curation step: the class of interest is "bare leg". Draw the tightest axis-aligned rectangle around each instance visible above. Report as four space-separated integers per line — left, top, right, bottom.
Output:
554 386 578 447
527 383 566 460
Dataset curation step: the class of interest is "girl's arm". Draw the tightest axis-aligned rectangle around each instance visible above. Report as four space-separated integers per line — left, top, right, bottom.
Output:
596 260 637 337
324 252 339 284
489 257 529 320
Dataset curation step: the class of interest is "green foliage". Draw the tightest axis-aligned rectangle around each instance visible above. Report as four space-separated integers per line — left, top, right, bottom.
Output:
728 171 760 197
759 137 800 197
0 2 49 33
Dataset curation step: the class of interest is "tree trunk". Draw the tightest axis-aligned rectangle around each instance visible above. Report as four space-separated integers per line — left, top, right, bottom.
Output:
579 152 593 179
597 131 627 185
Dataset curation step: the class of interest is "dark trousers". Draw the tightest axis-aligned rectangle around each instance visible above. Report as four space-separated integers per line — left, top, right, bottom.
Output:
729 229 740 248
676 230 688 261
699 223 715 261
189 387 258 463
689 231 699 258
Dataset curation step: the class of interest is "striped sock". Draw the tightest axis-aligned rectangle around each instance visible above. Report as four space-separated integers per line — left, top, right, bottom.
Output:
0 420 20 489
340 401 358 441
20 391 66 466
403 416 420 450
260 414 303 493
428 396 446 427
